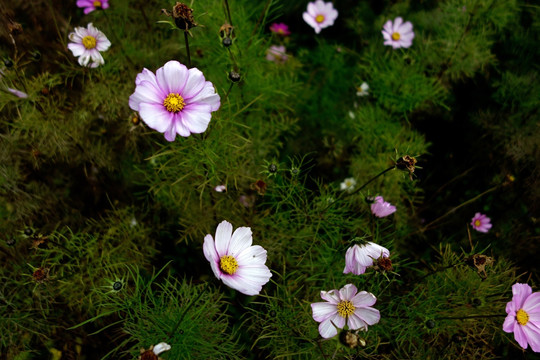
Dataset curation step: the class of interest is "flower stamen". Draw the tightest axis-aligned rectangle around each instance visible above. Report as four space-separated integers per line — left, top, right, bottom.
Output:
93 0 102 8
315 15 325 23
516 309 529 325
82 36 97 49
391 32 401 41
337 300 355 318
474 220 481 227
163 93 185 113
220 255 239 275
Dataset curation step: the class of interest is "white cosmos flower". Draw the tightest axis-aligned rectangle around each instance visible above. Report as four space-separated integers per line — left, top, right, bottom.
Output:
67 23 111 68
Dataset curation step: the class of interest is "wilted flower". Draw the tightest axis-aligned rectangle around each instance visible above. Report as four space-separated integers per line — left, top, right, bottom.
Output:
266 45 288 63
303 0 338 34
382 17 415 49
138 342 171 360
344 242 390 275
270 23 291 36
311 284 380 339
67 23 111 68
76 0 109 14
128 60 220 141
503 283 540 352
356 82 369 97
471 212 492 233
370 196 396 218
203 220 272 296
214 185 227 193
340 177 356 193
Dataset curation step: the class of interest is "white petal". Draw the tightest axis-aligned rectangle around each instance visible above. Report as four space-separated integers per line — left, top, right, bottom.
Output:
311 302 337 322
339 284 358 301
156 60 189 94
236 244 267 266
139 102 172 133
214 220 233 257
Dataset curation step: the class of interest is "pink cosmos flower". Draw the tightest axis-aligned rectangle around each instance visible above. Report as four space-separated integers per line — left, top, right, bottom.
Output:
311 284 380 339
382 17 415 49
77 0 109 14
503 283 540 352
344 242 390 275
471 212 492 233
128 60 220 141
303 0 338 34
370 196 396 218
266 45 288 63
203 220 272 296
67 23 111 68
270 23 291 36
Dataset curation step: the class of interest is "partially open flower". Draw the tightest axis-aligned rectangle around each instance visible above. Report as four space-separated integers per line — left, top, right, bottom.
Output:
203 220 272 296
370 196 396 218
303 0 338 34
340 177 356 193
128 60 220 141
266 45 288 63
270 23 291 36
382 17 415 49
471 213 492 233
67 23 111 68
311 284 380 339
76 0 109 14
344 242 390 275
356 82 369 97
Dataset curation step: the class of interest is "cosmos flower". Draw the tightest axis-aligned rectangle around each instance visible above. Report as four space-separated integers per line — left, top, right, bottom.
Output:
128 60 220 141
356 82 369 97
471 212 492 233
266 45 288 63
303 0 338 34
270 23 291 36
503 283 540 352
203 220 272 296
344 242 390 275
382 17 415 49
311 284 380 339
76 0 109 14
340 177 356 193
370 196 396 218
152 342 171 355
67 23 111 68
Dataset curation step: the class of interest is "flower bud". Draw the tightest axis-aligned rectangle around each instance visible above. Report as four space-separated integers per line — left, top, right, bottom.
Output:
228 70 241 82
222 37 232 47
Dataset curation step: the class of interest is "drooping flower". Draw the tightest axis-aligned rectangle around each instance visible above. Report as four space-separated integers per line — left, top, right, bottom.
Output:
382 17 415 49
503 283 540 352
471 212 492 233
76 0 109 14
270 23 291 36
340 177 356 193
370 196 396 218
266 45 288 63
356 82 369 97
203 220 272 296
344 242 390 275
303 0 338 34
311 284 380 339
67 23 111 68
128 60 220 141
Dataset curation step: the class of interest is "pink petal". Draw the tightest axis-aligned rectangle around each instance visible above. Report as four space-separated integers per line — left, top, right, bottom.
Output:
339 284 358 301
383 20 394 34
214 220 233 257
353 307 380 326
303 12 319 31
513 283 533 308
346 313 368 330
163 120 178 142
157 60 189 94
203 234 221 279
129 81 163 111
181 68 207 99
503 315 516 333
318 313 344 338
138 102 172 133
523 324 540 352
307 2 318 16
68 43 86 57
320 289 340 304
186 82 220 111
524 293 540 314
514 324 529 349
180 107 212 134
173 115 191 138
393 17 403 33
399 21 413 34
351 291 377 307
311 302 337 322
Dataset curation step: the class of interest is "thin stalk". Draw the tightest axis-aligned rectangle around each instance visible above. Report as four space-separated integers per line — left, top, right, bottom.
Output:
224 0 233 26
184 31 191 67
167 283 208 341
347 166 395 197
224 82 234 101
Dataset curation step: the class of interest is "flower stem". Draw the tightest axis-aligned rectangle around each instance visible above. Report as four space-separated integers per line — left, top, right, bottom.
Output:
224 82 234 101
224 0 233 26
167 283 208 341
347 166 395 197
184 31 191 68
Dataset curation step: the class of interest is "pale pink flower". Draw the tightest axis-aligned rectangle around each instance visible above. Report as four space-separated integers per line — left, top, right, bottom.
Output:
214 185 227 193
7 88 28 98
343 242 390 275
129 60 220 141
303 0 338 34
370 196 396 218
471 212 492 233
270 23 291 36
382 17 415 49
503 283 540 352
67 23 111 68
266 45 288 63
311 284 380 339
152 342 171 355
77 0 109 14
203 220 272 296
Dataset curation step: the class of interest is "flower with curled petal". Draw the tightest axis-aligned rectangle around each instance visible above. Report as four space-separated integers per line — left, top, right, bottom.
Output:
129 60 220 141
67 23 111 68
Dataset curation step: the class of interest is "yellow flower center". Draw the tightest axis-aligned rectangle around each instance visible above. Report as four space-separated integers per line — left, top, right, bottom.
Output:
315 15 325 23
220 255 239 275
163 93 185 113
93 0 102 8
474 220 481 227
82 36 97 49
337 300 355 318
391 32 401 41
516 309 529 325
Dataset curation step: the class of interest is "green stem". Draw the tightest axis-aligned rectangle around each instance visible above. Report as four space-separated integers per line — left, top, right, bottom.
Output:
184 31 191 67
224 0 233 26
347 166 395 197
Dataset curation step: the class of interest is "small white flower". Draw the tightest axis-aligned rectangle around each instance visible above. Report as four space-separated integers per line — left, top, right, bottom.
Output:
129 217 137 228
152 342 171 355
356 82 369 97
214 185 227 193
348 111 355 119
340 177 356 193
67 23 111 68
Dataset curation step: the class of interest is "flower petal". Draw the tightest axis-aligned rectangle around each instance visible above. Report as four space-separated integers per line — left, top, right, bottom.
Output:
513 283 533 309
339 284 358 301
181 68 207 99
320 289 340 304
157 60 189 94
214 220 233 257
228 226 253 256
311 302 337 322
318 313 344 338
203 234 221 279
180 107 212 134
236 244 267 266
351 291 377 307
139 102 172 133
353 306 380 326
